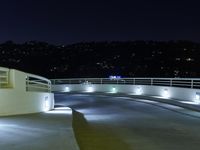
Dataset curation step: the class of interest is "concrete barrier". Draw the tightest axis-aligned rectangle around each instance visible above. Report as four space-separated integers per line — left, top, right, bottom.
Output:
0 67 54 116
52 84 200 104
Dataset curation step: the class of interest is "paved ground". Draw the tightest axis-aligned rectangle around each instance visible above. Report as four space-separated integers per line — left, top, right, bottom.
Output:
55 93 200 150
0 108 79 150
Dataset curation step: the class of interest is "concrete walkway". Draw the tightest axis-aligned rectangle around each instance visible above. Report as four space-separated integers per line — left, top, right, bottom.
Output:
0 108 79 150
56 93 200 150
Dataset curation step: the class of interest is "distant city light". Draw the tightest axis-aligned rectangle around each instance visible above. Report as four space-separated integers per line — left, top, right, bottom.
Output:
186 58 194 62
109 76 121 80
1 41 200 78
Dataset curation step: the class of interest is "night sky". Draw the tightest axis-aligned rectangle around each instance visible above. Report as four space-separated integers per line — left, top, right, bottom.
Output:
0 0 200 44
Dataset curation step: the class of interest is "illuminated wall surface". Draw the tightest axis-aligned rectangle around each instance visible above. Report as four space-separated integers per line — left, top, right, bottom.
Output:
0 67 54 116
53 84 200 105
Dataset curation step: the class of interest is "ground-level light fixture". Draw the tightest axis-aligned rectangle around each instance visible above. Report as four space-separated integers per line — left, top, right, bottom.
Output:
162 89 170 98
64 87 70 92
44 96 50 111
111 87 117 93
135 86 142 95
195 92 200 104
86 86 94 92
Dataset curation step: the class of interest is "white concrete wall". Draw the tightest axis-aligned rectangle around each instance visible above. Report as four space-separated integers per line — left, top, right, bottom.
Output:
0 69 54 116
52 84 200 103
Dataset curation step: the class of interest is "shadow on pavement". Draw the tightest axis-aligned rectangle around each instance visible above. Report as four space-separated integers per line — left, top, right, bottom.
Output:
72 110 131 150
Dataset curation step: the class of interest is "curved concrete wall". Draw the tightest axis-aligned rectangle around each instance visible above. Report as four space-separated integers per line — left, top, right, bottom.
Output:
0 68 54 116
52 84 200 103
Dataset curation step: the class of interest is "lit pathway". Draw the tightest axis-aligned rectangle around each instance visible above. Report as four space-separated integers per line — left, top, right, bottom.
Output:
55 93 200 150
0 108 79 150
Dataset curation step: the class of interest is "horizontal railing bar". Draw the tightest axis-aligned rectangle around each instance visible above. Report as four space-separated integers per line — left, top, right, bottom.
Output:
51 77 200 80
27 85 50 90
171 84 191 86
26 73 51 92
153 83 171 85
27 80 50 86
172 81 191 83
26 73 51 83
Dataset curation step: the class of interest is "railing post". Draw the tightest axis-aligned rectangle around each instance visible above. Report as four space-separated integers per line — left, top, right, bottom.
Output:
133 78 135 85
151 78 153 86
191 80 193 89
101 78 102 84
170 79 172 87
49 82 51 92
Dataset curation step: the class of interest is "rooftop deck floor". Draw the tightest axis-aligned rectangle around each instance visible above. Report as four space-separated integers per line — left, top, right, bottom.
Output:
56 93 200 150
0 108 79 150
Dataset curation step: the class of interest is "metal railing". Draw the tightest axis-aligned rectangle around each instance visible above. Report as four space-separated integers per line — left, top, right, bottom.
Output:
51 78 200 89
0 67 9 88
26 74 51 92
